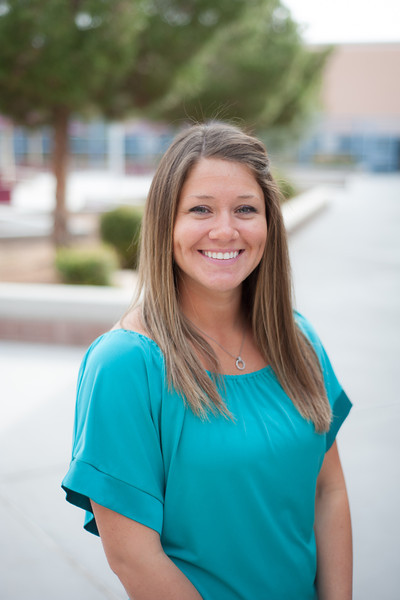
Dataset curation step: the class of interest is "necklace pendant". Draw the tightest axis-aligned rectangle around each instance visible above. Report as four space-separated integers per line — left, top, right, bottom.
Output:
235 356 245 370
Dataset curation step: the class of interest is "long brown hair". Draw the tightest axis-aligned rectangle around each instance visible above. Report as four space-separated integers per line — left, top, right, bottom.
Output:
130 122 331 432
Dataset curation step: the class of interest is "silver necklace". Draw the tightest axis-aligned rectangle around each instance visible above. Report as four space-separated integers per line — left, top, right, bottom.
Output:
191 322 246 370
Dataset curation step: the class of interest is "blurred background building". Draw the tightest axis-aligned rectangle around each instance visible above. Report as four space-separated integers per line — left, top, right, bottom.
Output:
0 117 173 178
298 42 400 172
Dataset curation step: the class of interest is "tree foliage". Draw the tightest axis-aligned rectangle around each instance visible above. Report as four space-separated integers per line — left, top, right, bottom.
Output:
0 0 329 245
0 0 143 124
152 1 330 129
0 0 253 124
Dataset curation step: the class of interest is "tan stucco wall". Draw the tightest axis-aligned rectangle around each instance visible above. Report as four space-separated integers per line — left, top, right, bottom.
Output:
320 43 400 119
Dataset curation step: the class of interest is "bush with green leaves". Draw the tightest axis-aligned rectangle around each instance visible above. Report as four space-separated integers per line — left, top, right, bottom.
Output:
100 206 143 269
55 245 118 286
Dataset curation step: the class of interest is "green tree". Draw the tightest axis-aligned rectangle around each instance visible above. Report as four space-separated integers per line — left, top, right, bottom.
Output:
0 0 328 245
0 0 146 244
154 2 330 129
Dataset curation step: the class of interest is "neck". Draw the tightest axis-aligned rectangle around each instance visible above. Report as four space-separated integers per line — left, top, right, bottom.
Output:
177 282 253 373
178 284 244 333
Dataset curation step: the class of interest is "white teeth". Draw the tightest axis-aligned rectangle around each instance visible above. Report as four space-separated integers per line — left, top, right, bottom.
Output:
203 251 239 260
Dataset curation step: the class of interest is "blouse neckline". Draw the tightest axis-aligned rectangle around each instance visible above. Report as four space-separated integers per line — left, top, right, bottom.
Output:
105 328 273 380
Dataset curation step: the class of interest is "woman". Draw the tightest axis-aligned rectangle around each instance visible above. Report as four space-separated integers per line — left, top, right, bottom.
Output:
62 122 352 599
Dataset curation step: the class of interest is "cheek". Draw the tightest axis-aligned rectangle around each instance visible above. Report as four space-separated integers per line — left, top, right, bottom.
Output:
258 221 267 242
173 224 185 255
172 220 182 257
173 220 205 254
249 221 267 249
172 221 192 265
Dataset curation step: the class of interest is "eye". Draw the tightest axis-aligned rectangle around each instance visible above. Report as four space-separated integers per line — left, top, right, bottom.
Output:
236 205 258 215
188 205 211 215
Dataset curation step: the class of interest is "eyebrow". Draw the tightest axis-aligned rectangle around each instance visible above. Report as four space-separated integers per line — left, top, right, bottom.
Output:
185 193 261 200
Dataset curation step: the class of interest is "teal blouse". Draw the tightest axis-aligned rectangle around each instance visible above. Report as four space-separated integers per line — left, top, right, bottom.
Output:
62 313 351 600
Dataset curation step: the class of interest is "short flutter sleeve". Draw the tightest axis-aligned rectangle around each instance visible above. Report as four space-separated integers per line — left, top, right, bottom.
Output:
295 312 352 451
62 330 165 536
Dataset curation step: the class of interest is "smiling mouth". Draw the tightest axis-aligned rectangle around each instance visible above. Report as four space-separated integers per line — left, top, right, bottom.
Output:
201 250 241 260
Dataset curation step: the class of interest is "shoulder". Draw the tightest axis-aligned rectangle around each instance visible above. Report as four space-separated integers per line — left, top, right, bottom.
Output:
293 310 323 351
74 329 166 426
80 329 164 387
293 310 330 372
294 310 344 393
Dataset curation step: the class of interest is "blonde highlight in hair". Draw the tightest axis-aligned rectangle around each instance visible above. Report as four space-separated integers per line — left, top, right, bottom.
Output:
130 122 331 432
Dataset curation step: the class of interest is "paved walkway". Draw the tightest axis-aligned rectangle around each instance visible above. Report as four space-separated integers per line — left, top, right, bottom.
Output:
1 173 399 599
289 173 400 599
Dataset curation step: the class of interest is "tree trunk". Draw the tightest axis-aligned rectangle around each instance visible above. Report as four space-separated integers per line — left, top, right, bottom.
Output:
52 107 70 247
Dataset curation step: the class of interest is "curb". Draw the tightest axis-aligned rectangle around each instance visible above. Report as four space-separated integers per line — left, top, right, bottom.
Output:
282 186 331 232
0 282 133 323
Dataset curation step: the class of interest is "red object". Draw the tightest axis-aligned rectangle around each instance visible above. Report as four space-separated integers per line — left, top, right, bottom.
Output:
0 181 12 204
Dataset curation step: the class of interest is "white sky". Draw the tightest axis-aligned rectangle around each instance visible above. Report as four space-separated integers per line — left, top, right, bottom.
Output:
283 0 400 44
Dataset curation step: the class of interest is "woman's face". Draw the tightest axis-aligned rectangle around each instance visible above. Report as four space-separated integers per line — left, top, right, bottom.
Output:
173 158 267 299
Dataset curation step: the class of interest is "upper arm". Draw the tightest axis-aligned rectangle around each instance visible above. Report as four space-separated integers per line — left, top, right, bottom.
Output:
91 500 163 573
316 441 347 497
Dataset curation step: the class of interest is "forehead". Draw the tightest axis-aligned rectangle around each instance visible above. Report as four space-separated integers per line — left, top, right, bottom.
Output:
181 158 260 195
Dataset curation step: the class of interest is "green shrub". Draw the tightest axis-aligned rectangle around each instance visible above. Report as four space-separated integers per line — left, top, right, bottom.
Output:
100 206 143 269
55 245 118 286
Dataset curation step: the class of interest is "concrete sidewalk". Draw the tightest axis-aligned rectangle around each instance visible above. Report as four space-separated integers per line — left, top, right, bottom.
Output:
289 173 400 599
0 173 399 599
0 342 125 600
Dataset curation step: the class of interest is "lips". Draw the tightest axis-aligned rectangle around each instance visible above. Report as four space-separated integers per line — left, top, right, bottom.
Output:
201 250 241 260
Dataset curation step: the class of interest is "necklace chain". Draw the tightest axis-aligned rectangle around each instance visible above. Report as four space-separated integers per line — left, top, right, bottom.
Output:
190 321 246 371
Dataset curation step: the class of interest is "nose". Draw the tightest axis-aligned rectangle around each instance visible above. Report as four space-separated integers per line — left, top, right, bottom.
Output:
208 213 239 241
